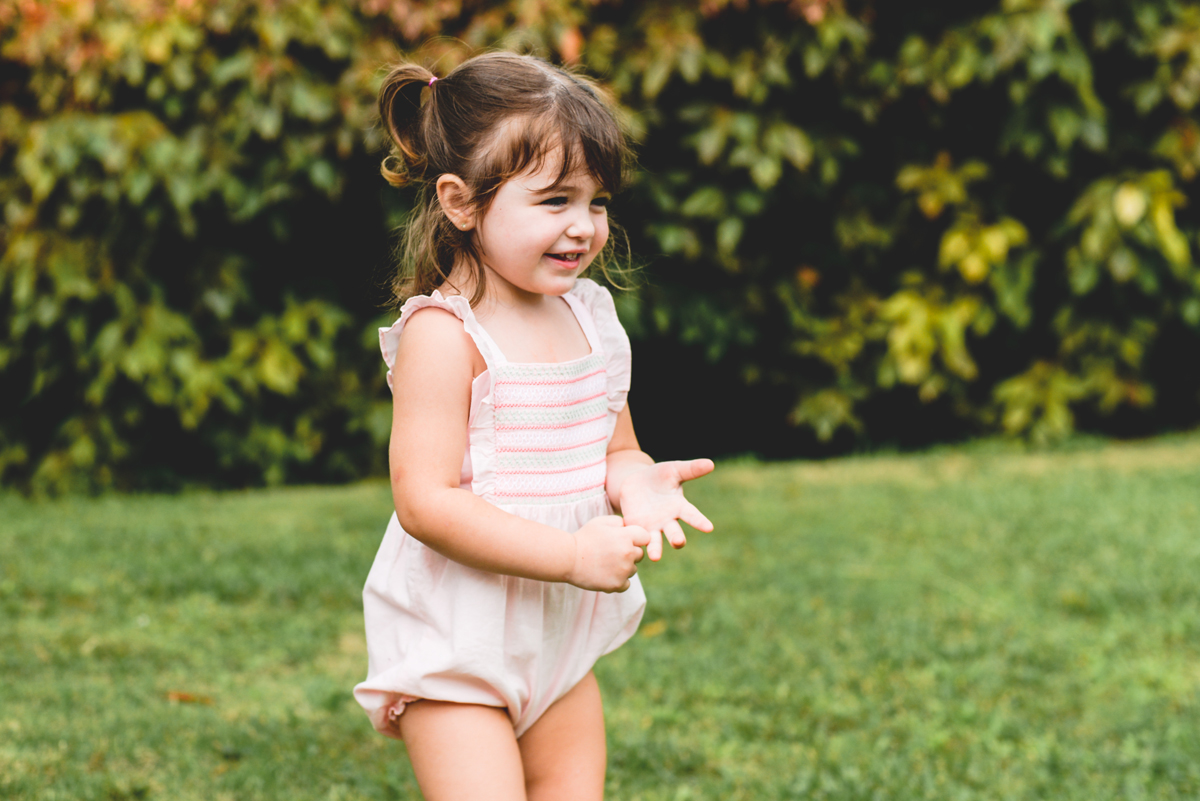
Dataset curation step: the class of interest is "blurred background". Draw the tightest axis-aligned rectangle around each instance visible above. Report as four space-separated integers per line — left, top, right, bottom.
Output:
6 5 1200 798
3 0 1200 493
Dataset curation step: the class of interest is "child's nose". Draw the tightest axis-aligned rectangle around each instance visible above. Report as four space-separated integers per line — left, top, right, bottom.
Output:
566 208 595 239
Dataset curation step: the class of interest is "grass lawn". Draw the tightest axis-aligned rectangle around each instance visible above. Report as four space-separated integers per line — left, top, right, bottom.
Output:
3 434 1200 799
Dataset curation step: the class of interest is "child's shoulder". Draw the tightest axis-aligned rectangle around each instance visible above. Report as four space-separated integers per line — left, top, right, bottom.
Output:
569 278 630 358
382 291 486 377
568 276 609 303
392 289 474 338
568 277 619 322
401 302 468 338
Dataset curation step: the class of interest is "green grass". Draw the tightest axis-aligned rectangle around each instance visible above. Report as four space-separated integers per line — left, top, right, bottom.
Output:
3 434 1200 800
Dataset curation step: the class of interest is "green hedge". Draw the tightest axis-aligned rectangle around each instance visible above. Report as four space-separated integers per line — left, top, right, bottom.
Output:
3 0 1200 490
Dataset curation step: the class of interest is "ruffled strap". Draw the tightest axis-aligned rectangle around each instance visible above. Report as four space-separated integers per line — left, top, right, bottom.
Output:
569 278 632 413
378 291 501 391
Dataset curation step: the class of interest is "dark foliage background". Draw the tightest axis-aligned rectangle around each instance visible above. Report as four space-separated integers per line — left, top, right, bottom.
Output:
3 0 1200 491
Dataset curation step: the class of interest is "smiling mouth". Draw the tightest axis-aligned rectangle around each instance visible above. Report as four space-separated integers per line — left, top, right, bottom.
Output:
546 252 583 267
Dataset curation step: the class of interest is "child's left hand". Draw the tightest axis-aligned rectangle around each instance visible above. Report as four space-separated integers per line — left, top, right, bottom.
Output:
616 459 715 561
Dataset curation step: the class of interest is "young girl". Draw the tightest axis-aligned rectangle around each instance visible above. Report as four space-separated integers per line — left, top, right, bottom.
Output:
353 51 714 801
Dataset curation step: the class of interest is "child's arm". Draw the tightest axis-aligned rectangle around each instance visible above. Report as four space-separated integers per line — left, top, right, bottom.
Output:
605 405 715 562
389 308 651 593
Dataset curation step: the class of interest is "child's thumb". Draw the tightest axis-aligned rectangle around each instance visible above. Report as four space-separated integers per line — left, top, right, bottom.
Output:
627 525 652 548
677 458 715 482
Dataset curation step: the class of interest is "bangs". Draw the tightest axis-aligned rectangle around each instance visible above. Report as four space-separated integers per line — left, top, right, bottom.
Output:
471 90 628 199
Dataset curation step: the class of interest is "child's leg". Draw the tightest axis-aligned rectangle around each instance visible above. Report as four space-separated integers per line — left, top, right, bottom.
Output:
399 701 527 801
518 671 607 801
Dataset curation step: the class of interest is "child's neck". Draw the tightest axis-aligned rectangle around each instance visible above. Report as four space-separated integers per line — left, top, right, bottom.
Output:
442 263 561 317
446 274 589 365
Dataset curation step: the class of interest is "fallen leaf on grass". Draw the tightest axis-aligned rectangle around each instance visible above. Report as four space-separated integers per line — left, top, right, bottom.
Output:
641 620 667 638
166 691 213 705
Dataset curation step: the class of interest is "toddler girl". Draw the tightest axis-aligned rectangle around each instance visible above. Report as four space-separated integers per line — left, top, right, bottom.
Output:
353 51 714 801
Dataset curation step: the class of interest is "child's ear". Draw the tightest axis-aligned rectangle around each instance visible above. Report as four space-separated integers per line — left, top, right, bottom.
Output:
436 175 474 231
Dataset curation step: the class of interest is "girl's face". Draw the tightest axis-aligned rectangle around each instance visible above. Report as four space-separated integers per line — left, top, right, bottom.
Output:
472 153 610 303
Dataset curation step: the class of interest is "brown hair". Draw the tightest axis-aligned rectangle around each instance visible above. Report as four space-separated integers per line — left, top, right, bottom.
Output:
377 51 634 307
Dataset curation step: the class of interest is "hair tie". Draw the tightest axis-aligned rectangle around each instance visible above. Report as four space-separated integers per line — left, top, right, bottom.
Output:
428 76 438 87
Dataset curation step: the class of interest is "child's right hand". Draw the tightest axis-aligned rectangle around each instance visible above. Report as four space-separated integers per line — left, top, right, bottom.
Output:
569 515 652 593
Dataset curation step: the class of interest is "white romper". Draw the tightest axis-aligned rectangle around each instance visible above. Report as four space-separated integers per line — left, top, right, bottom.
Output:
353 278 647 739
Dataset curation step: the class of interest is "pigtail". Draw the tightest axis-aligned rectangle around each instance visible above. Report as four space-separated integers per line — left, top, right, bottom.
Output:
378 64 438 187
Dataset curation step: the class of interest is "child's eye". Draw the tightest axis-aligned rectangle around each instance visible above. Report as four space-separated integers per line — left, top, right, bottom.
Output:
591 196 610 208
540 196 568 207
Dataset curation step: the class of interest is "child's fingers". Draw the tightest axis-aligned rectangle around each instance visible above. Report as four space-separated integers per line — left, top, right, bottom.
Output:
678 501 714 533
662 519 687 550
675 458 715 483
646 529 664 562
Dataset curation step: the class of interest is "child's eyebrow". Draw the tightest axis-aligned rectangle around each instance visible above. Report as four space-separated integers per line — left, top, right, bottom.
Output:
529 182 609 196
531 183 579 195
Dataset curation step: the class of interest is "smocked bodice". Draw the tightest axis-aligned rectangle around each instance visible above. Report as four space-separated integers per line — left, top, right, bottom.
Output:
491 355 610 506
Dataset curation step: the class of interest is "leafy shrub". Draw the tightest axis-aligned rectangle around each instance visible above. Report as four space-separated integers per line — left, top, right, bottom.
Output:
2 0 1199 490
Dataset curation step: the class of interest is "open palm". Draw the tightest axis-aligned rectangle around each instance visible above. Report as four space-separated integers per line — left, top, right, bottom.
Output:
617 458 715 561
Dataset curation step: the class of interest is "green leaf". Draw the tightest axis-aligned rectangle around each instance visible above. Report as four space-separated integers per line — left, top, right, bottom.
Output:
763 122 813 171
716 217 744 256
680 186 726 218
